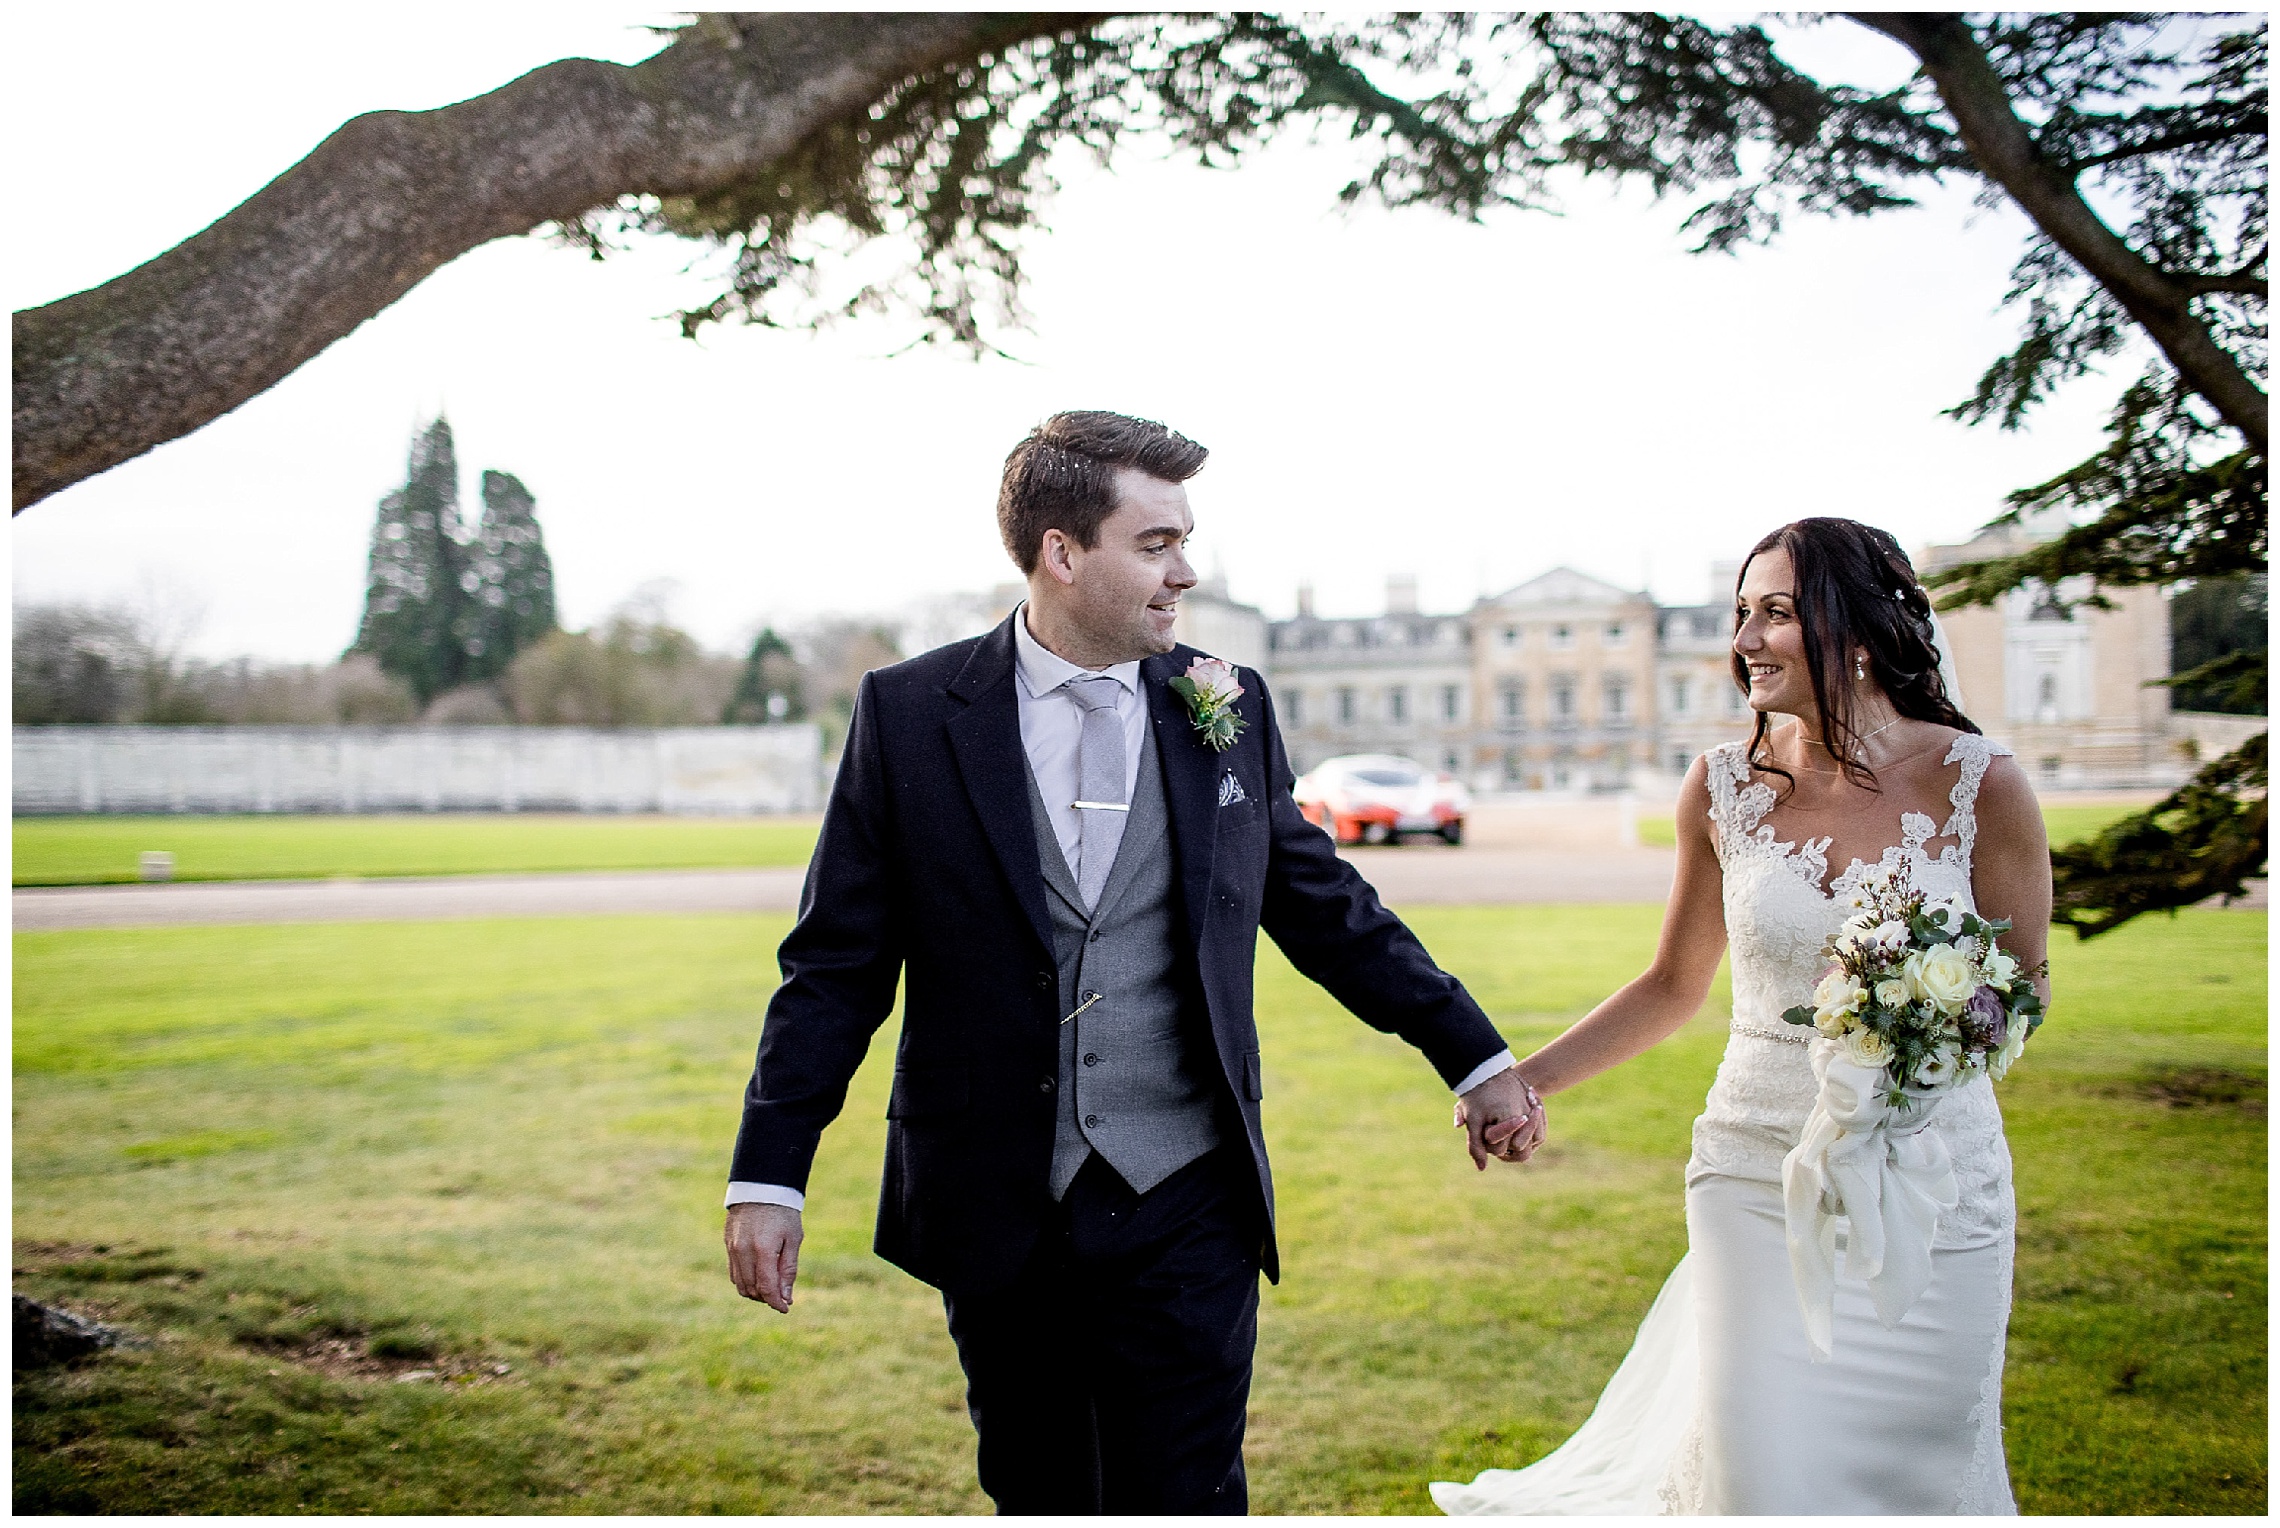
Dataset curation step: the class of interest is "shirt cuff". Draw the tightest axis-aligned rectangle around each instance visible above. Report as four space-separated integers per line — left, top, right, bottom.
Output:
1453 1049 1517 1097
725 1181 805 1212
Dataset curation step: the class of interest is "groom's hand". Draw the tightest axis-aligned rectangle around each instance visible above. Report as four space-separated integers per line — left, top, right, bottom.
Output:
1455 1067 1546 1169
725 1203 804 1313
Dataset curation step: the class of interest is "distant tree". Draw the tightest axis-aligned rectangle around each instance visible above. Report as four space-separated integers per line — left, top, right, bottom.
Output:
192 652 419 725
352 417 472 706
2165 573 2267 716
723 627 806 724
12 604 140 723
351 421 558 707
463 469 558 683
799 618 902 757
501 605 739 727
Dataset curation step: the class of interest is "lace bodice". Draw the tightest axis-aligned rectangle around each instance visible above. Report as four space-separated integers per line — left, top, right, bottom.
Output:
1687 734 2016 1249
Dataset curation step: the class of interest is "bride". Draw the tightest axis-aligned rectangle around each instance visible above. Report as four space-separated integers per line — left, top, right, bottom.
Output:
1438 518 2051 1515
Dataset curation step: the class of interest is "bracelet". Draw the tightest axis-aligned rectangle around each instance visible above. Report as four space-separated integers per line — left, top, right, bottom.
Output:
1508 1070 1543 1123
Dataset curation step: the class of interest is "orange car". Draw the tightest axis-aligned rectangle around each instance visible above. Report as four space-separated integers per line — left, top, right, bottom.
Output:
1293 754 1469 846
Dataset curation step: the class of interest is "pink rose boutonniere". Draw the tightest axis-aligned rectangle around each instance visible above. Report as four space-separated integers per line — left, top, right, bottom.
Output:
1169 657 1246 752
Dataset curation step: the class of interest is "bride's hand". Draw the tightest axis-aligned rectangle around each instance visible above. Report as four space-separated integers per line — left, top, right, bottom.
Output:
1455 1069 1547 1167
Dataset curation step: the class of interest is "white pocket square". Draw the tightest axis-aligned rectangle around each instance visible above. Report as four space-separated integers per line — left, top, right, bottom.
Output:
1217 772 1248 807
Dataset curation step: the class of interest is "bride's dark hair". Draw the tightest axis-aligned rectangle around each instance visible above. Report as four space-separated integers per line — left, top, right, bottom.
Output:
1732 517 1979 794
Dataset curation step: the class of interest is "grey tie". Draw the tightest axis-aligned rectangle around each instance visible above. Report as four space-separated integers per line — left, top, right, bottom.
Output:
1062 674 1129 910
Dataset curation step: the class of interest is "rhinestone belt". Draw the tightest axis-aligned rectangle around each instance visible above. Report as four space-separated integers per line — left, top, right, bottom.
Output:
1730 1020 1813 1046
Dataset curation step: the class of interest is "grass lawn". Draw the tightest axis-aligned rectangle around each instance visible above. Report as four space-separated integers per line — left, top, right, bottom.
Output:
1638 800 2151 851
13 908 2265 1513
11 814 821 886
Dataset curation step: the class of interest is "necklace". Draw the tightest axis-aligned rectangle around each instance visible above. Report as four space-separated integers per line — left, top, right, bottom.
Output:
1797 717 1900 748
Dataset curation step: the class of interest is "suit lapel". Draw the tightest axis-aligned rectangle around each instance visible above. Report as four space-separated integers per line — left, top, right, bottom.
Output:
1141 652 1220 947
946 615 1055 957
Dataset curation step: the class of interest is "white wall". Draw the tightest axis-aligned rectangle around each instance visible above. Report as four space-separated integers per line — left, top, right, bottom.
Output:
13 726 823 815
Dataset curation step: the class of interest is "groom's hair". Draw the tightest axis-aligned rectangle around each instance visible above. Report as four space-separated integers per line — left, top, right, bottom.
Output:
998 411 1209 574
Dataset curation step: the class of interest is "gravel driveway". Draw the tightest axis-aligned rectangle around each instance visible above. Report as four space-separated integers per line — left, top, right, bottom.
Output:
11 846 1680 930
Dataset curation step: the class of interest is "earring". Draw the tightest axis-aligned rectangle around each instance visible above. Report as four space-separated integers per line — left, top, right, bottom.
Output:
1855 654 1866 681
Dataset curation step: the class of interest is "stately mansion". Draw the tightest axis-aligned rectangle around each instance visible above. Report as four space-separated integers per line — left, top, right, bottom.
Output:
1168 527 2237 795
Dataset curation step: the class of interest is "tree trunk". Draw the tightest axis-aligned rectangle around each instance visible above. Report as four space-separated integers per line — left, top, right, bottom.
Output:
1849 12 2269 454
12 12 1092 512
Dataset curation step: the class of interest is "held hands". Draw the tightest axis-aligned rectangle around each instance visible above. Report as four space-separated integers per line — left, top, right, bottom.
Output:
1455 1067 1546 1169
725 1202 804 1313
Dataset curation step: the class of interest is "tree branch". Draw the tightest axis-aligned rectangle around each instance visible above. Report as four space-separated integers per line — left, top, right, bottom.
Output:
11 12 1095 512
2054 118 2259 175
1848 12 2269 454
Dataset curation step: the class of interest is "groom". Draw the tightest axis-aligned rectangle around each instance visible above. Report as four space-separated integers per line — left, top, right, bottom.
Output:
724 410 1540 1514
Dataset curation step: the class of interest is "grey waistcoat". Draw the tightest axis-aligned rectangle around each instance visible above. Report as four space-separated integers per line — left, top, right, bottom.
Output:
1025 719 1224 1200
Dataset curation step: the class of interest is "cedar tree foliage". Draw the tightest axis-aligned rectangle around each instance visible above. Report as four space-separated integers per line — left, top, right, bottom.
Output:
11 12 2266 929
353 418 558 706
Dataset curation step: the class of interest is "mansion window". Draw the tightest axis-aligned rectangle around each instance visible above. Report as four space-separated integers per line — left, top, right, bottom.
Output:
1387 686 1410 724
1669 676 1692 715
1670 747 1691 772
1605 678 1630 720
1286 690 1305 728
1604 621 1627 647
1440 684 1462 722
1725 685 1746 716
1549 624 1574 650
1498 680 1525 722
1551 677 1577 720
1336 687 1357 724
1499 626 1520 648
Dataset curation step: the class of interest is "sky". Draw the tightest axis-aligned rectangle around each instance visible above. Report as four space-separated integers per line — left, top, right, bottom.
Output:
11 10 2136 664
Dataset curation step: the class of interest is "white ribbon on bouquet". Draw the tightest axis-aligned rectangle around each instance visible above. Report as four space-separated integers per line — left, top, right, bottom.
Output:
1781 1039 1960 1362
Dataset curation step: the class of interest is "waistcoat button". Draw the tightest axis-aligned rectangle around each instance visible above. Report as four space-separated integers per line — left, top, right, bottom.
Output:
1039 1078 1055 1094
1083 1053 1100 1066
1034 972 1053 991
1084 1114 1100 1128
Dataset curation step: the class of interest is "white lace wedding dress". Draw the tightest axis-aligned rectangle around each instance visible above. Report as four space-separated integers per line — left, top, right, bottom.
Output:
1435 735 2019 1515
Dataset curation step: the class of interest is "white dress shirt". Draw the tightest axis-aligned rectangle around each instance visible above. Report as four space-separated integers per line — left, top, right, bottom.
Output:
726 605 1509 1212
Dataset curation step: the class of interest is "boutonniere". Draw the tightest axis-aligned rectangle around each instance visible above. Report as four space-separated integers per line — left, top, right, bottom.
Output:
1169 657 1247 753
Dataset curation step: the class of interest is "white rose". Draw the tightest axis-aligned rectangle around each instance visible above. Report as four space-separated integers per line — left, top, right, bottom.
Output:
1841 1026 1894 1068
1873 979 1910 1010
1812 968 1866 1025
1814 1006 1856 1037
1982 949 2020 988
1907 943 1978 1016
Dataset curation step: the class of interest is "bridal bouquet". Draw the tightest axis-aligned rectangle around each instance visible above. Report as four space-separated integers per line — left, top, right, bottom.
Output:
1777 861 2047 1359
1780 861 2044 1104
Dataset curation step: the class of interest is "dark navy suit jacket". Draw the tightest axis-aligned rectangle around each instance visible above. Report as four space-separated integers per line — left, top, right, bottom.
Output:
728 612 1508 1295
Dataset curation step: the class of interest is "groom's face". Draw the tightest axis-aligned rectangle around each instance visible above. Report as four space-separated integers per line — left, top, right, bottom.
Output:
1051 469 1198 662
